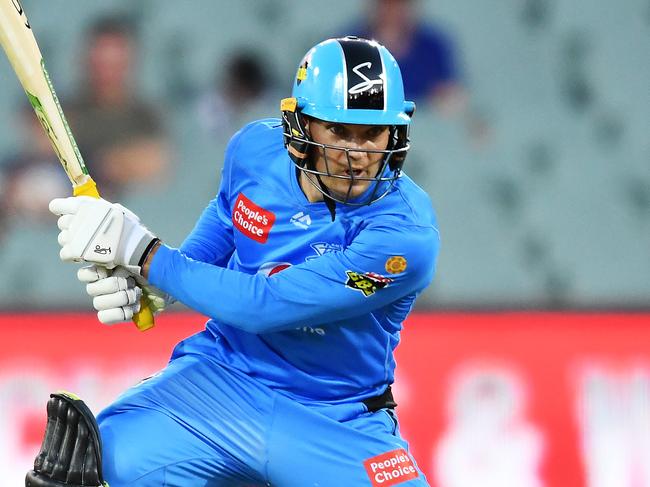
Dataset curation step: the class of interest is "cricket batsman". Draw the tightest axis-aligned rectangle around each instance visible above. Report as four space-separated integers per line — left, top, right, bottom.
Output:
29 37 440 486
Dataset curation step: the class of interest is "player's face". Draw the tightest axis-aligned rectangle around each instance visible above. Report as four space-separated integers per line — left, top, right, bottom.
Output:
305 118 390 200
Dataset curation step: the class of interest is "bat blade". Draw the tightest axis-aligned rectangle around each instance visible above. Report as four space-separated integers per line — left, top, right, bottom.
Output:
0 0 96 195
0 0 154 330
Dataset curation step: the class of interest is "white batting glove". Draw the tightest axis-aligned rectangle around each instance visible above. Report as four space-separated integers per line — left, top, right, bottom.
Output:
78 265 142 324
49 196 159 274
78 265 175 324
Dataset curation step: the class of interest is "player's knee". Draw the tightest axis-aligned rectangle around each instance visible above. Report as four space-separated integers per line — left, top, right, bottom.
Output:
97 411 145 484
98 407 174 485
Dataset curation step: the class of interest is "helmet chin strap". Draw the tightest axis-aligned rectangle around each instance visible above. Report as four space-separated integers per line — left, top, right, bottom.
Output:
315 173 337 221
303 121 337 221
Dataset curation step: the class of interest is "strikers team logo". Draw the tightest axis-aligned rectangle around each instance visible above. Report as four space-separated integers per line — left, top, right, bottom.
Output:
385 256 407 274
348 61 384 95
345 271 392 297
232 193 275 244
307 242 343 260
364 448 419 486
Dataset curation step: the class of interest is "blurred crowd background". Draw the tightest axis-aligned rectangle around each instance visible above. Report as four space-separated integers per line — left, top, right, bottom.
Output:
0 0 648 310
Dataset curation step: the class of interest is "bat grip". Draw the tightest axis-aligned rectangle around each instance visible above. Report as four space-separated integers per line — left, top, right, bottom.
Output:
73 178 155 331
72 178 100 198
133 295 156 331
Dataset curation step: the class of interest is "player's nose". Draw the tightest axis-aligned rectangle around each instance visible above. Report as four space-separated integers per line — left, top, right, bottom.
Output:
344 148 367 166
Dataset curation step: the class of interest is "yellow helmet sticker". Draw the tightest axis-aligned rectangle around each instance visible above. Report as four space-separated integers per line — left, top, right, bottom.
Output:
281 97 298 112
296 59 309 85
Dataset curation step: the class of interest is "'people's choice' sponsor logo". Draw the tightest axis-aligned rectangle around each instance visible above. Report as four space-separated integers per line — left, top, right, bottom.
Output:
364 448 419 486
232 193 275 243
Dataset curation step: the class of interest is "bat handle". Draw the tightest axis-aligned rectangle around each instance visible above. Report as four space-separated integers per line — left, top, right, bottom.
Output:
72 177 155 331
72 178 100 198
133 295 156 331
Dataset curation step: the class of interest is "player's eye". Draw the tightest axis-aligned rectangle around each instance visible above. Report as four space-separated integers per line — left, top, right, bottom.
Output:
327 124 346 137
366 126 387 138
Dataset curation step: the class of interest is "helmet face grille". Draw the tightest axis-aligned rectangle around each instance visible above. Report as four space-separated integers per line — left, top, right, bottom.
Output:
281 114 409 206
296 137 405 206
338 38 385 110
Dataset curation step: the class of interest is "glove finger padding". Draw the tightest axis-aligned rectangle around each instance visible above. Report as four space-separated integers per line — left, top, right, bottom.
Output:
77 265 108 284
77 265 143 325
93 287 141 310
56 215 74 231
86 274 133 297
97 306 138 324
25 392 106 487
57 230 70 247
49 197 85 216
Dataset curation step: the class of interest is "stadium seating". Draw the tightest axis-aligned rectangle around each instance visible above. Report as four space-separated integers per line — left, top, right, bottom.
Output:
0 0 647 308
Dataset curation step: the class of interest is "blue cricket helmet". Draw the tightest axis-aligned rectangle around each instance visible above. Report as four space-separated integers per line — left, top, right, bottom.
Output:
282 37 416 206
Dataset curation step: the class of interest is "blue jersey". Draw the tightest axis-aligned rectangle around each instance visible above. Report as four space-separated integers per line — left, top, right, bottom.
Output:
148 119 440 404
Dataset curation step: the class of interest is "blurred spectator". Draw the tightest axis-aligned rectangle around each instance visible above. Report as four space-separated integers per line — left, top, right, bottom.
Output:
65 16 170 198
346 0 466 116
0 106 69 233
197 50 275 138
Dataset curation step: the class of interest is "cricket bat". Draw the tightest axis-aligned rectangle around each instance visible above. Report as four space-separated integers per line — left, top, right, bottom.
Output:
0 0 155 331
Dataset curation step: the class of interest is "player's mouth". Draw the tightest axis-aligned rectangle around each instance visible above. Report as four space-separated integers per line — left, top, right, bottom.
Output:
344 168 365 178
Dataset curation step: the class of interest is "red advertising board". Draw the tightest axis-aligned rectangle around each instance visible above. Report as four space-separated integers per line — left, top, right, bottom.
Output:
1 312 648 486
396 313 650 487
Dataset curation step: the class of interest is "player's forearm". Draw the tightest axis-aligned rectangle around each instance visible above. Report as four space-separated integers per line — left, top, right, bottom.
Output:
146 244 298 333
146 243 431 334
